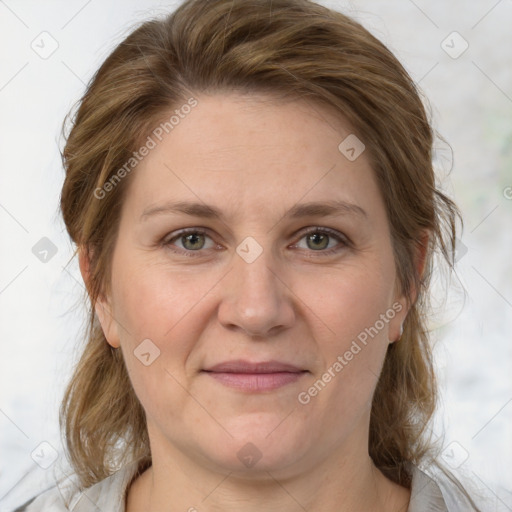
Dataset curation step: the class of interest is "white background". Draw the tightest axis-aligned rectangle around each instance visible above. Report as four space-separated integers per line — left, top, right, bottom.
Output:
1 0 511 510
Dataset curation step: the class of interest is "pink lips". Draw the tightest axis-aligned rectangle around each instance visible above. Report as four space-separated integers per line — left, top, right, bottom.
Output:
202 360 307 392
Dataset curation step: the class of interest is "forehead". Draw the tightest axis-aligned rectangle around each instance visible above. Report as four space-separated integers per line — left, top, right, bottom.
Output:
122 93 381 221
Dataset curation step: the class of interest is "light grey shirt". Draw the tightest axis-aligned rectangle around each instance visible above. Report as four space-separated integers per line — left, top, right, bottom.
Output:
13 461 480 511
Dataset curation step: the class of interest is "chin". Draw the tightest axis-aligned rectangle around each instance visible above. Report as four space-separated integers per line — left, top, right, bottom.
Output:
201 416 312 475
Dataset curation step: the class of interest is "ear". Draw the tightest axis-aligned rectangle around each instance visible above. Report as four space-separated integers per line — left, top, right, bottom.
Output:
78 246 121 349
389 230 430 343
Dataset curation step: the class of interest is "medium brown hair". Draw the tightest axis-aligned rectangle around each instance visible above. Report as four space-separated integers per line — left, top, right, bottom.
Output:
61 0 461 494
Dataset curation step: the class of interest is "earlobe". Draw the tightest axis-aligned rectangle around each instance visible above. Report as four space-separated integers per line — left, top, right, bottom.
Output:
396 323 404 342
78 246 121 349
94 299 121 349
389 301 407 344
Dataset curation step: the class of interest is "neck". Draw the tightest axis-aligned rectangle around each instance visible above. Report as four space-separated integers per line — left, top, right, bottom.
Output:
126 436 410 512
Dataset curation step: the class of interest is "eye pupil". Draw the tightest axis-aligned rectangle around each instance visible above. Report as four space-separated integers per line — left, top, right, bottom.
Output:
307 232 329 250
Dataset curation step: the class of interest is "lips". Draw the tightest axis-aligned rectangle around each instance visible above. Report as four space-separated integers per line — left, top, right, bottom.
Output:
204 360 305 373
202 360 307 392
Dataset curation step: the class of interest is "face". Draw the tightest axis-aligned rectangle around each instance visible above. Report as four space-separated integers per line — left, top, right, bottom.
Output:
91 93 409 477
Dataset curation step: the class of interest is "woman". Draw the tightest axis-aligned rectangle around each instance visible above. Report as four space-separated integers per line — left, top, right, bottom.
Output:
18 0 483 510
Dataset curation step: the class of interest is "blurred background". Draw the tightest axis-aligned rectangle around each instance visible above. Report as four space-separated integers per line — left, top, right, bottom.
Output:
1 0 511 510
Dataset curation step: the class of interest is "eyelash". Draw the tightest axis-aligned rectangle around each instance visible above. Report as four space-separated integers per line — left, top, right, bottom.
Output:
161 227 350 258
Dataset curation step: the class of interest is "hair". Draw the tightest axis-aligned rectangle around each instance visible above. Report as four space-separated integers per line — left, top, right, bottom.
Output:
59 0 474 504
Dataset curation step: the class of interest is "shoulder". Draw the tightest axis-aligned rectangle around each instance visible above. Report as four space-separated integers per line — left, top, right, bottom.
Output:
12 462 140 512
408 462 488 512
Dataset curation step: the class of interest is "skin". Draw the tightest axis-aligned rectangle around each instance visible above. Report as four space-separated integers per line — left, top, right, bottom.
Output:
80 93 423 511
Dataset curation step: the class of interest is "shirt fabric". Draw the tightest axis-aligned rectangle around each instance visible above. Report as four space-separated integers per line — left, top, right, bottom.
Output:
14 460 478 512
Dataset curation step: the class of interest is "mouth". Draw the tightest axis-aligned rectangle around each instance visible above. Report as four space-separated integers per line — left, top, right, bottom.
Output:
201 360 308 392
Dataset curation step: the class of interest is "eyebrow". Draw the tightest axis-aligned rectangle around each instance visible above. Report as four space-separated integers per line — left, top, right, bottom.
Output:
140 199 367 222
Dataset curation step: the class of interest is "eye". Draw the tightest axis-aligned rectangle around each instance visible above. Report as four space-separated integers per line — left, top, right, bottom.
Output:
292 227 349 256
163 228 217 255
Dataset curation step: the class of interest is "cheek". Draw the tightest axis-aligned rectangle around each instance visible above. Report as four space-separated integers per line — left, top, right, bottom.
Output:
111 256 217 346
294 257 395 419
300 257 395 352
111 264 205 426
109 258 224 395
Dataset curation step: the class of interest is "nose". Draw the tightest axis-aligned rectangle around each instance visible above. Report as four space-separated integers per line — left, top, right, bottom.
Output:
217 248 296 339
